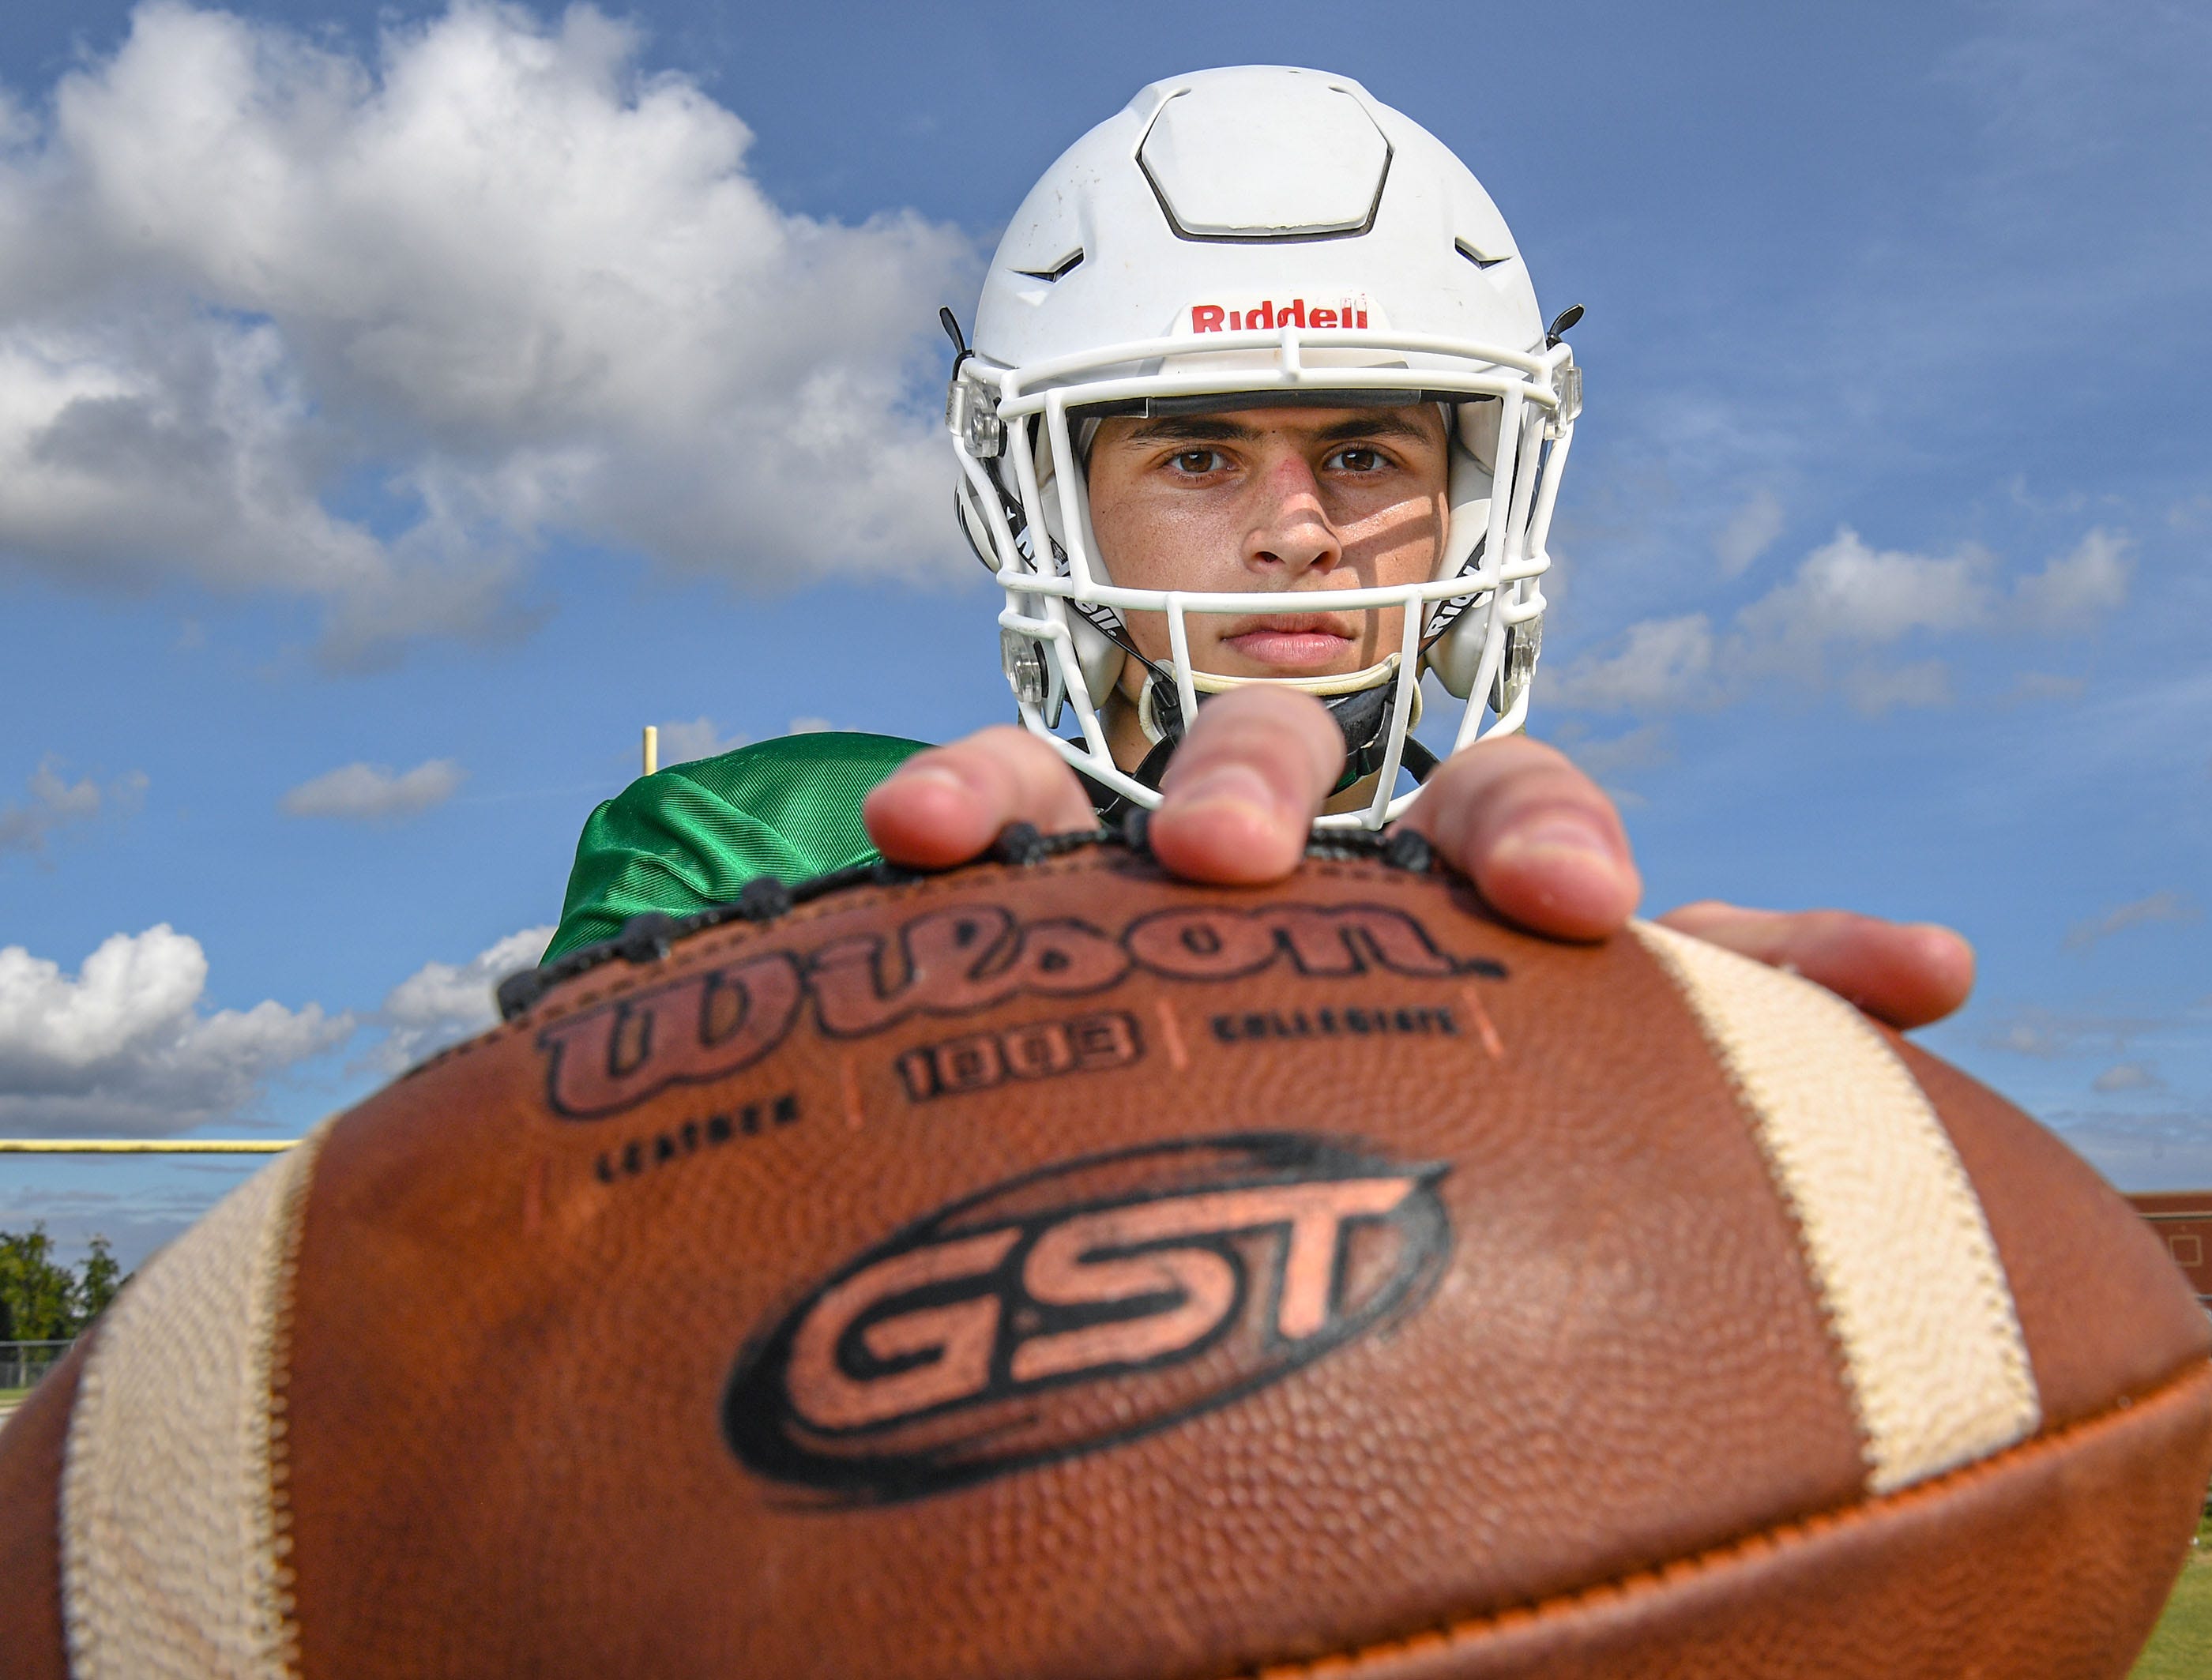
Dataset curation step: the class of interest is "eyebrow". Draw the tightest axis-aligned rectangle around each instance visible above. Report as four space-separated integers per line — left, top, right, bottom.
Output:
1117 411 1439 448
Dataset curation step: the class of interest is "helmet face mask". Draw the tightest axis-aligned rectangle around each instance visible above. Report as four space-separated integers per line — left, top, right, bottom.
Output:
949 66 1580 829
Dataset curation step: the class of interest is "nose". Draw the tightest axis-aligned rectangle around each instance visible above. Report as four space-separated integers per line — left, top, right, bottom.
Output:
1242 451 1341 578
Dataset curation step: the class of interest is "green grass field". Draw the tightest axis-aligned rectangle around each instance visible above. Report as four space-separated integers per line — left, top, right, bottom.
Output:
2132 1515 2212 1678
0 1387 30 1409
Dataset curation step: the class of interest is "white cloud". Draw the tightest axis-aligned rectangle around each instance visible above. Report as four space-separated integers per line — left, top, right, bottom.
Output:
1734 527 1998 655
1985 1014 2067 1058
1842 659 1954 716
1544 614 1715 714
1981 1004 2166 1059
1549 721 1674 783
1713 488 1783 577
2004 671 2086 704
280 757 464 821
0 925 349 1135
1551 530 1996 718
372 924 552 1073
657 716 749 765
2092 1062 2164 1094
788 716 837 735
2063 889 2202 953
1744 524 2134 659
0 2 974 666
0 757 147 856
1549 521 2138 717
2011 528 2132 630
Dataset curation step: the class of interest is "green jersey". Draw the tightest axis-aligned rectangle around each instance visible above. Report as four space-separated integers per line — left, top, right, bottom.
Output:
544 732 930 962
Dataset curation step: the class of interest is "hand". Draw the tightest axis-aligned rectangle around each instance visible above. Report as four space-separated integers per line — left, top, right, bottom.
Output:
866 689 1648 932
1651 901 1973 1032
1393 739 1973 1028
861 690 1973 1028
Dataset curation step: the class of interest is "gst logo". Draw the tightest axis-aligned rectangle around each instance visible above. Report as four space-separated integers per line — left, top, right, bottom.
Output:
724 1135 1450 1501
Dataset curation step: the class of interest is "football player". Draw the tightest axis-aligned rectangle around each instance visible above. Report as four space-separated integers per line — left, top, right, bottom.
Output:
545 67 1969 1032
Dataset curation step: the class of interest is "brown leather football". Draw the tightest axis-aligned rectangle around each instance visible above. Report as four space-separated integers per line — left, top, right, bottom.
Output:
3 834 2208 1678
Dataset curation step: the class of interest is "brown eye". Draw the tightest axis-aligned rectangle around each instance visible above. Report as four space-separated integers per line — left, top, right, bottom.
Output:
1330 445 1386 473
1170 449 1224 475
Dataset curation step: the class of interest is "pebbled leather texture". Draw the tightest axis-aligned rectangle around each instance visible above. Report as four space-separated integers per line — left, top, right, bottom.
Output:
0 1340 84 1680
1894 1036 2212 1425
280 855 1883 1675
272 850 2210 1678
1238 1358 2212 1680
8 846 2210 1678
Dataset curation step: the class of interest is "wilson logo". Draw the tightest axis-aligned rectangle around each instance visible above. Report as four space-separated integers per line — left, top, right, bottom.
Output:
724 1135 1449 1501
536 899 1502 1119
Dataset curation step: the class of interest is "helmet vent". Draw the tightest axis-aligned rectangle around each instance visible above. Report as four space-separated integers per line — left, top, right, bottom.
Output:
1454 239 1509 271
1015 249 1085 283
1138 77 1390 242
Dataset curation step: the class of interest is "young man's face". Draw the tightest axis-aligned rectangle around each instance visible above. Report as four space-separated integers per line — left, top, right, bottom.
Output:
1084 404 1450 713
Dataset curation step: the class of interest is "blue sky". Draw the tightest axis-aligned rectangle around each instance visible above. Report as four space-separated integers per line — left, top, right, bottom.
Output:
2 0 2206 1268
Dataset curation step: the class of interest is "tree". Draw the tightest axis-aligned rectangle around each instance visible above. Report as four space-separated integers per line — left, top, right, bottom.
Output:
0 1227 80 1342
0 1227 133 1342
77 1235 123 1323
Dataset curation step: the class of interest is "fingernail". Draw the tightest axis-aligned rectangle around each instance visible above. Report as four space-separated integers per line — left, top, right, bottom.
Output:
1168 763 1284 821
1496 818 1620 870
892 761 971 793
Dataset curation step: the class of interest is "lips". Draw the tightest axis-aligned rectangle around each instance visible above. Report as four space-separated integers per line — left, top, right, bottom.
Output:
1221 613 1359 670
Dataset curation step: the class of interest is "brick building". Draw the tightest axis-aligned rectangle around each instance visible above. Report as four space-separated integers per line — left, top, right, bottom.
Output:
2128 1192 2212 1307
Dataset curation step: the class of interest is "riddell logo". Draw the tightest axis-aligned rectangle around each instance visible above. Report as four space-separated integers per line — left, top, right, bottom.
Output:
724 1134 1448 1501
1191 297 1370 333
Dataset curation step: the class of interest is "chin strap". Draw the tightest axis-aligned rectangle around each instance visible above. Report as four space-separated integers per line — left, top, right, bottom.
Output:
1316 682 1441 792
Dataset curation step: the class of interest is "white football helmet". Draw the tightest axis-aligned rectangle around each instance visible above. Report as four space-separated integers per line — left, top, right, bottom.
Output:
946 65 1580 829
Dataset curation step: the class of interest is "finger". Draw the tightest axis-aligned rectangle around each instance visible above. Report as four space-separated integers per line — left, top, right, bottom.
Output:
1398 735 1641 941
1655 900 1977 1030
1146 688 1345 884
862 726 1098 868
